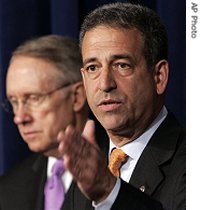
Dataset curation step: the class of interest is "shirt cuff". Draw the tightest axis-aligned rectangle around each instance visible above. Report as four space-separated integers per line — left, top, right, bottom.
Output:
92 178 121 210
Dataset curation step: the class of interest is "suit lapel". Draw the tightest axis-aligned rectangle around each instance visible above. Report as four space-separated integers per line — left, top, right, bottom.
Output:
129 113 182 195
129 149 164 195
10 154 48 210
61 181 93 210
30 155 47 210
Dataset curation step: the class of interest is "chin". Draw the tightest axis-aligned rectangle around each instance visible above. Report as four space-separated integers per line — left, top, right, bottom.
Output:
100 115 122 127
101 121 118 131
27 143 44 153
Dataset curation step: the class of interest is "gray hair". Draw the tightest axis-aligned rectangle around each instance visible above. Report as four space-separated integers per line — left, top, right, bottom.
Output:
11 34 82 84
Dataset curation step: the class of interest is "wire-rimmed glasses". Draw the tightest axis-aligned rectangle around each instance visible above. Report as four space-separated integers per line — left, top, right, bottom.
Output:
0 83 71 115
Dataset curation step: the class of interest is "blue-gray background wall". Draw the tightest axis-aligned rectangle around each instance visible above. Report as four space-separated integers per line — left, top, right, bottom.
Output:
0 0 186 174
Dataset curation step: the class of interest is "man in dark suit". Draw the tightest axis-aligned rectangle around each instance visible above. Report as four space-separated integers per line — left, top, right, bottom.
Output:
0 34 163 209
0 34 89 209
57 3 185 210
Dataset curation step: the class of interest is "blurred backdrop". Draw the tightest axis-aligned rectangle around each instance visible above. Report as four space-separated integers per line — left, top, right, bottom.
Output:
0 0 186 175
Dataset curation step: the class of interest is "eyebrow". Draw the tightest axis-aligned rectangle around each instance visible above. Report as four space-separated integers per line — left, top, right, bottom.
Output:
83 57 97 66
111 54 133 61
83 54 133 66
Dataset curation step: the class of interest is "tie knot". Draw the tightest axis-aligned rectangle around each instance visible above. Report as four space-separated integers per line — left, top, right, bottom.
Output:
108 148 128 177
52 159 65 177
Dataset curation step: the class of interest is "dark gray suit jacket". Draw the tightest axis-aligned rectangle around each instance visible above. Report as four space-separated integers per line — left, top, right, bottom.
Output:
0 112 185 210
111 112 186 210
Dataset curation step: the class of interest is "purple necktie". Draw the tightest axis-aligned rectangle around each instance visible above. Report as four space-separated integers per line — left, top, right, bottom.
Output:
44 159 65 210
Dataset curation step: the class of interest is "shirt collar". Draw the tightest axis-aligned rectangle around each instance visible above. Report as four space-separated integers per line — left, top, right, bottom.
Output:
47 156 58 177
109 106 168 160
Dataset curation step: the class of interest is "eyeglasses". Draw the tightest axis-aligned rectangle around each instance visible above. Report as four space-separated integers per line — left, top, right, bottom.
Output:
0 83 71 114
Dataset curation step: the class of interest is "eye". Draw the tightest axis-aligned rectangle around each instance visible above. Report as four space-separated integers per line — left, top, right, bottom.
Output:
9 98 18 107
27 94 43 106
113 62 133 76
85 64 98 72
114 62 131 70
83 64 101 79
29 94 41 101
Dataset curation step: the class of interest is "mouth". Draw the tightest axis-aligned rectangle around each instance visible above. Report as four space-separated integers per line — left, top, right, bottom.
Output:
98 99 122 112
22 131 41 140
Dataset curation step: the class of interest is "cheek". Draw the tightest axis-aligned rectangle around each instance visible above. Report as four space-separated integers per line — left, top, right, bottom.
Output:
41 109 72 140
40 113 58 140
85 82 95 103
127 79 154 107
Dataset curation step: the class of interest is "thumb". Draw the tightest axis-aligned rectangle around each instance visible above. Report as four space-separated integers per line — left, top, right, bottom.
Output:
82 119 96 145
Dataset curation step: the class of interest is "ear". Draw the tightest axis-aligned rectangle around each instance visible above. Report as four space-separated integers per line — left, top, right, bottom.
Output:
80 68 86 88
154 60 169 95
71 81 87 112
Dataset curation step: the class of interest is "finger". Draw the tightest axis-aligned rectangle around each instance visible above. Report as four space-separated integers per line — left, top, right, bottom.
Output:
57 125 75 154
57 130 65 143
82 119 96 145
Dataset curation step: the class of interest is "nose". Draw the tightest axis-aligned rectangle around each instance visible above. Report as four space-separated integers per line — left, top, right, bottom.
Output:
13 105 31 125
98 66 117 92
